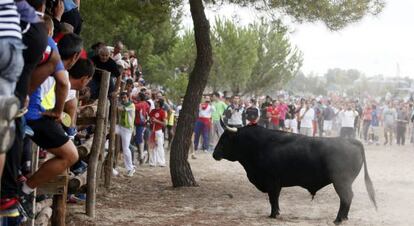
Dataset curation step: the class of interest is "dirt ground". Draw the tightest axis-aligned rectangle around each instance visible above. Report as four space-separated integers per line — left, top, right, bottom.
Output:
67 142 414 226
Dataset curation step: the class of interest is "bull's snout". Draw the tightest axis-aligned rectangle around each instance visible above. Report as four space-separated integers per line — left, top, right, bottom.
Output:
212 151 222 161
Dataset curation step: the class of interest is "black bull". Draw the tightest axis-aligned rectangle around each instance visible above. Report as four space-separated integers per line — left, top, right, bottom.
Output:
213 124 377 225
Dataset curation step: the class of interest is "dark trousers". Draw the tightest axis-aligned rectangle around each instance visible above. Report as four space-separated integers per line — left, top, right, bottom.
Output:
396 125 406 145
362 120 371 141
340 127 355 139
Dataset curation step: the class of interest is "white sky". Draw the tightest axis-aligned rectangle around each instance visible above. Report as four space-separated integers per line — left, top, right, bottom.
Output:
182 0 414 78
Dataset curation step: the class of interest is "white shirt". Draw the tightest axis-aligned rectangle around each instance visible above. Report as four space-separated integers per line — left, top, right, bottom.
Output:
339 110 359 128
299 107 315 128
199 104 214 118
148 99 155 111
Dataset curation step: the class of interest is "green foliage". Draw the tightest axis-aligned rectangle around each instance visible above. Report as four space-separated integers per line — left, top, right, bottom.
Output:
210 18 259 94
210 18 302 95
206 0 385 30
80 0 180 65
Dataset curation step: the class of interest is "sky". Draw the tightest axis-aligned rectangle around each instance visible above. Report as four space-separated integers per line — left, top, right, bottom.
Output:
182 0 414 78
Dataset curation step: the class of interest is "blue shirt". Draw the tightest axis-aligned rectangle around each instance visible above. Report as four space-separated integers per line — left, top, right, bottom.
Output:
26 37 65 121
64 0 77 12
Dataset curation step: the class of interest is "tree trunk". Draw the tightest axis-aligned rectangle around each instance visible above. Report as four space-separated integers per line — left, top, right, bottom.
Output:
169 0 213 187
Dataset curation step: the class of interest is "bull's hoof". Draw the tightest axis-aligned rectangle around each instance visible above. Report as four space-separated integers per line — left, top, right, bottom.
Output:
269 212 280 218
333 219 342 225
334 216 348 225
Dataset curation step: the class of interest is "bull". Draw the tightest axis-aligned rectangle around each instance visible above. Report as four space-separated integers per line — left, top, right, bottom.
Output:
212 122 377 225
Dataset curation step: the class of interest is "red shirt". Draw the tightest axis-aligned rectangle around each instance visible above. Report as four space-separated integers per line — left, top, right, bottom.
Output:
134 101 150 126
267 106 280 125
149 108 166 131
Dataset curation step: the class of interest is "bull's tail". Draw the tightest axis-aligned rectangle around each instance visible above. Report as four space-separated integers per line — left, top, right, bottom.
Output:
356 140 378 210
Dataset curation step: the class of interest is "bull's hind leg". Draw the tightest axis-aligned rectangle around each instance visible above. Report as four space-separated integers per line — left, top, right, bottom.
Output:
268 186 281 218
333 182 354 225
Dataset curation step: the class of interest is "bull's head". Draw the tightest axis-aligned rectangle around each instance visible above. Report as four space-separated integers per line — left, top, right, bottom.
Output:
212 118 240 162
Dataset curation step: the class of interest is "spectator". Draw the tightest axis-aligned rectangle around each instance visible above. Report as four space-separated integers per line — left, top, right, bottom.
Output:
299 100 315 136
277 98 288 131
134 92 150 164
194 95 214 152
116 92 136 176
285 100 297 133
267 100 280 130
148 99 167 167
382 102 397 145
362 103 373 142
210 92 227 150
369 105 380 145
19 33 85 218
244 98 260 125
90 46 121 100
338 102 359 139
225 95 244 128
259 96 272 128
61 0 82 35
323 101 335 137
396 103 409 146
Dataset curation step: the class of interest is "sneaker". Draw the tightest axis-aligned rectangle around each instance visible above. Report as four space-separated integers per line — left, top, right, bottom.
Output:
71 160 88 175
127 169 135 177
191 154 197 159
73 193 86 202
112 168 119 176
0 96 19 152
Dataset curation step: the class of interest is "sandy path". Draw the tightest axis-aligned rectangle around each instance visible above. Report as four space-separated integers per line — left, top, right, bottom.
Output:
68 144 414 226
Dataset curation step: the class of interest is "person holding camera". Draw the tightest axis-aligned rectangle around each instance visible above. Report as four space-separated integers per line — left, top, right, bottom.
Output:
224 95 244 128
338 102 359 139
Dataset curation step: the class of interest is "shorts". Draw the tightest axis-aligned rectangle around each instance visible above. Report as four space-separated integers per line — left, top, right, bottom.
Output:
27 116 69 149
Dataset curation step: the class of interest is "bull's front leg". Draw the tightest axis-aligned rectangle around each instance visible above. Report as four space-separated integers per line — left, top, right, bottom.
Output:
268 186 281 218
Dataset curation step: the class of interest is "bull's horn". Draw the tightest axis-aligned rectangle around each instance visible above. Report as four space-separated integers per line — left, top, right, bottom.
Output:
226 125 238 133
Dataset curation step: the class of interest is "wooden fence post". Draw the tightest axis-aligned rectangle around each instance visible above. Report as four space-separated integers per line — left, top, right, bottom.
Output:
104 95 118 188
86 70 110 218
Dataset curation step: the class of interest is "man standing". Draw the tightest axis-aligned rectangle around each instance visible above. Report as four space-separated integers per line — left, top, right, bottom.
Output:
299 100 315 136
210 92 227 151
90 46 121 100
259 96 272 128
225 95 244 128
339 103 359 139
134 92 150 164
323 101 335 137
117 92 136 176
396 103 409 146
194 95 214 152
267 100 280 130
382 102 397 146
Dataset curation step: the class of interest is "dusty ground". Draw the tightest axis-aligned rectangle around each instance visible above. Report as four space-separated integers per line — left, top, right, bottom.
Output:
67 142 414 226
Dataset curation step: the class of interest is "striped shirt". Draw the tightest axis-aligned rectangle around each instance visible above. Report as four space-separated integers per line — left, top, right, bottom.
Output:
0 0 21 39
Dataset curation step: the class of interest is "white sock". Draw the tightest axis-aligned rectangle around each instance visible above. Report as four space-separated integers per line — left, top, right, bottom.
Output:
22 182 35 195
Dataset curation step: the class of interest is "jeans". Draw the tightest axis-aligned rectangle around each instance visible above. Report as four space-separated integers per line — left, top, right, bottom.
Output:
0 38 25 96
194 120 210 151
